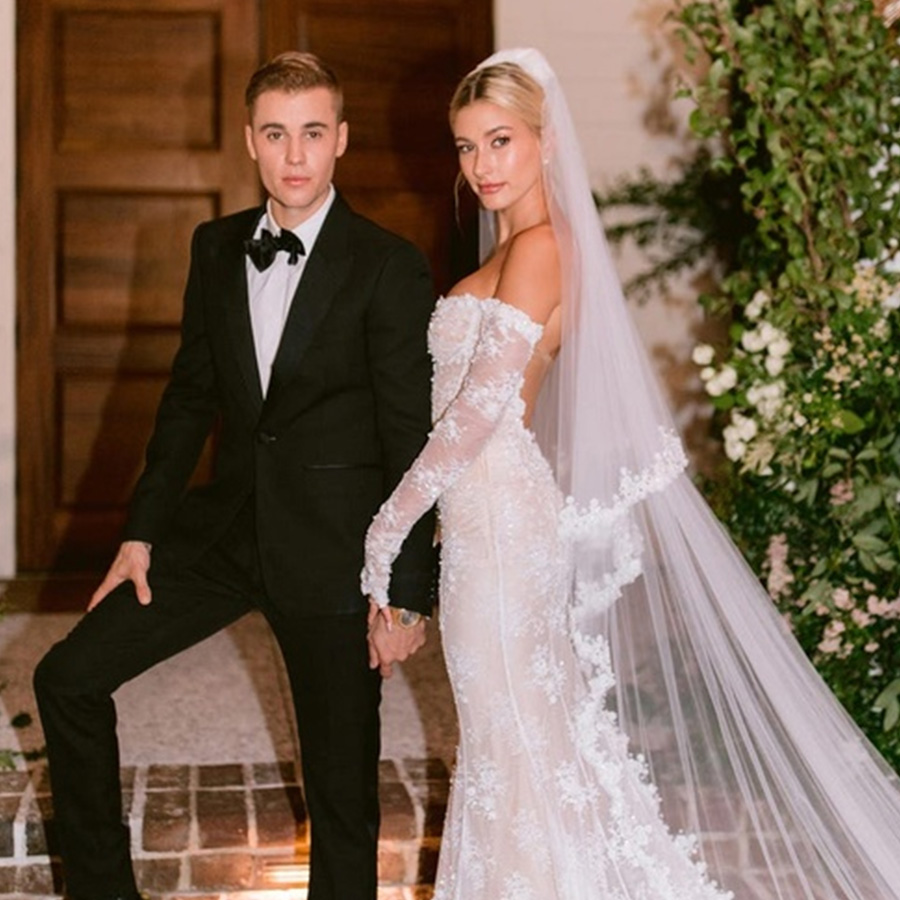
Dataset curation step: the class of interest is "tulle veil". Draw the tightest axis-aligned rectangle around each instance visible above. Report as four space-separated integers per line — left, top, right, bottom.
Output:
477 47 900 898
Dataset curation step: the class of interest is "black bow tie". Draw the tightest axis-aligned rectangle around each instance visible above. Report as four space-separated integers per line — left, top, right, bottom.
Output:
244 228 306 271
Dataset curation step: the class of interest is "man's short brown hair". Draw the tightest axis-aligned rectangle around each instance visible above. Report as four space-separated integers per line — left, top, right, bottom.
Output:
245 51 344 120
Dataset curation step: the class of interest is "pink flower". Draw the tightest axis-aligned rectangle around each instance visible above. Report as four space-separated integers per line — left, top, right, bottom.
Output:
832 587 854 610
765 533 795 599
817 636 843 655
829 480 855 505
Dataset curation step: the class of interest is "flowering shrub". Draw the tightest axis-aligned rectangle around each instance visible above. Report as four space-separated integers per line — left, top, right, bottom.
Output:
695 264 900 754
672 0 900 766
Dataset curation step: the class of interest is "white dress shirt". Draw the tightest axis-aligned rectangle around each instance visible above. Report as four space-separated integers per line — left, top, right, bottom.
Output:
246 186 336 396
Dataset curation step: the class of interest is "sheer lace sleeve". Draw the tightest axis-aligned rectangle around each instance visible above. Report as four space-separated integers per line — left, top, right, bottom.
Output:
362 299 543 606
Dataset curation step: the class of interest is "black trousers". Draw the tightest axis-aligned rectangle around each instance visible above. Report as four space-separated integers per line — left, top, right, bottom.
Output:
33 510 382 900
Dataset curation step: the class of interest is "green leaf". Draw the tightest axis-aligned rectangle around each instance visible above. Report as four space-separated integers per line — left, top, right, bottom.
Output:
835 410 866 434
774 87 800 113
852 485 884 516
858 550 879 574
799 579 832 607
886 701 900 732
853 533 890 554
874 680 900 731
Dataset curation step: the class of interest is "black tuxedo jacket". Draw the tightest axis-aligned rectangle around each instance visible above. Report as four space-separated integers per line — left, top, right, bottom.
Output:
123 194 438 616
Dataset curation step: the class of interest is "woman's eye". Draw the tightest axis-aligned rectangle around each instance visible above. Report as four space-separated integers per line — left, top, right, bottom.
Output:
492 135 510 148
456 143 473 155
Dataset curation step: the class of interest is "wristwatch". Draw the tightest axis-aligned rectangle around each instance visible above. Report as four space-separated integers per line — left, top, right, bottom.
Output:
391 607 424 629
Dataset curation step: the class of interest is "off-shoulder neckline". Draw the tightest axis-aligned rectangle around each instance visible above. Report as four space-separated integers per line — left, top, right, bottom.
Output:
438 293 544 332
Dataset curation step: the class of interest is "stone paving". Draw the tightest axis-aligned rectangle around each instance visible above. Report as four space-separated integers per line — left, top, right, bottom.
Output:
0 757 448 899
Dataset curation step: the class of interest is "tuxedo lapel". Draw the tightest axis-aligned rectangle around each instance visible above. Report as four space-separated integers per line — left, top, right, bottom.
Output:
265 198 353 400
222 209 265 413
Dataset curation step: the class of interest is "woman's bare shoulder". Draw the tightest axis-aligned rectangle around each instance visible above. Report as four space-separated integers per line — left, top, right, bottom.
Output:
495 223 560 323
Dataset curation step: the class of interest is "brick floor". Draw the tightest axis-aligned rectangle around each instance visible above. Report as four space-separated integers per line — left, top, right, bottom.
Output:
0 758 448 899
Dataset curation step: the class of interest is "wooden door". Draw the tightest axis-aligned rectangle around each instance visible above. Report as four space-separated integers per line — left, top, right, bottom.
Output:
17 0 492 571
17 0 260 569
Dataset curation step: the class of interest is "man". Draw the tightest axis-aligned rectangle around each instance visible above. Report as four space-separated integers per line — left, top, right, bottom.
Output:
34 51 437 900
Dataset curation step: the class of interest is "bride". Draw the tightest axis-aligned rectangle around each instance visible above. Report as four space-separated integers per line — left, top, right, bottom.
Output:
362 48 900 899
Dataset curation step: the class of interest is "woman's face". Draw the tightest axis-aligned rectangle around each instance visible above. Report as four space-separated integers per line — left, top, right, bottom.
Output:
452 100 543 214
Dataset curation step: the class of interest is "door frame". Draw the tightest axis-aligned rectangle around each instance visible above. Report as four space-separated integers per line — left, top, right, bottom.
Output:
0 2 15 578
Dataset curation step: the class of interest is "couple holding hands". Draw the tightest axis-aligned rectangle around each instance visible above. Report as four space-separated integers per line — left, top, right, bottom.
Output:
34 47 900 900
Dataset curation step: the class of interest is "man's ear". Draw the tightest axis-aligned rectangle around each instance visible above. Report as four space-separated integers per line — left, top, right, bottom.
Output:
336 120 349 159
244 123 258 161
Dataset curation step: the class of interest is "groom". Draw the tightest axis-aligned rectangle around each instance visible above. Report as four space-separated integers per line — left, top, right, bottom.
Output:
33 51 437 900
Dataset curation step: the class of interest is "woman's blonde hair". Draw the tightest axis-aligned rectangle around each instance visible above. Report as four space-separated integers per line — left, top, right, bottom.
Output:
449 61 544 134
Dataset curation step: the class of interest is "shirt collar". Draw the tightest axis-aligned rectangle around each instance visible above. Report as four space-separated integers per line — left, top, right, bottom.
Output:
259 185 336 258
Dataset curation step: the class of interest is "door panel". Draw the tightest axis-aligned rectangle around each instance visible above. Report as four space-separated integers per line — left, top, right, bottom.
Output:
17 0 259 570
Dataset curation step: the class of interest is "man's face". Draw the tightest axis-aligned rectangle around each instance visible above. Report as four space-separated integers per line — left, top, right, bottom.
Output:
245 87 348 230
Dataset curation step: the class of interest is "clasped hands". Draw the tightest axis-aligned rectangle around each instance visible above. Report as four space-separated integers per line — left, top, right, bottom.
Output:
88 542 425 680
366 601 427 679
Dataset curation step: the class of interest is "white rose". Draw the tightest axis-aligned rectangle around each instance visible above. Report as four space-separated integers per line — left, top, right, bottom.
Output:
765 354 785 376
758 322 780 345
741 328 768 353
724 435 747 461
706 375 727 397
717 365 738 391
883 290 900 311
730 411 758 441
692 344 716 366
759 400 782 420
746 290 770 320
768 337 792 358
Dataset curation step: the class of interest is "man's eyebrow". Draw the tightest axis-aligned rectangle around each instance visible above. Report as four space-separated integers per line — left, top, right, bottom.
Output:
258 120 331 130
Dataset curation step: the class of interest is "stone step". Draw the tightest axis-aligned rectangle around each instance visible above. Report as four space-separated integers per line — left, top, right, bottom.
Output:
0 759 449 898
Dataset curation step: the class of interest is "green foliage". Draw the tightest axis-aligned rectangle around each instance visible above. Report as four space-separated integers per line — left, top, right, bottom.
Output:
683 0 900 768
605 0 900 767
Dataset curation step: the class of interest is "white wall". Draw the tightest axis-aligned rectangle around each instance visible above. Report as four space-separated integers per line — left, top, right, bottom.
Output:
0 1 15 577
494 1 711 441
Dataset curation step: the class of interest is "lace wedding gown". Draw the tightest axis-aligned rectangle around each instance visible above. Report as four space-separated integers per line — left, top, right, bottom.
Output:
363 293 732 900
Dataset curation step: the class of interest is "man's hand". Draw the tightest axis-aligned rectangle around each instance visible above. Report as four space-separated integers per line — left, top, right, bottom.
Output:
366 601 426 679
88 540 153 611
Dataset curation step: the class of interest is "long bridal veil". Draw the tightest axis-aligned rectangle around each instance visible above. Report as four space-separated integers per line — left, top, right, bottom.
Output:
479 47 900 899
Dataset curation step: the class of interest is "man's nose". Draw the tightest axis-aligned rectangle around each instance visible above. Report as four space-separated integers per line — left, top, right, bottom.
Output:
286 137 305 165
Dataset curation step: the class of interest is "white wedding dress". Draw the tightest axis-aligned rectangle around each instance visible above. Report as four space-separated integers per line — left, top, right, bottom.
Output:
363 293 730 900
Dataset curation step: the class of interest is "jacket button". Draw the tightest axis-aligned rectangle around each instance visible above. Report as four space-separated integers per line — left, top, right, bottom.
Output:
257 431 277 444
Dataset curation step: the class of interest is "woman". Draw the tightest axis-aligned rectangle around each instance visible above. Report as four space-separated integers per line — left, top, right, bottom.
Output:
363 49 900 899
